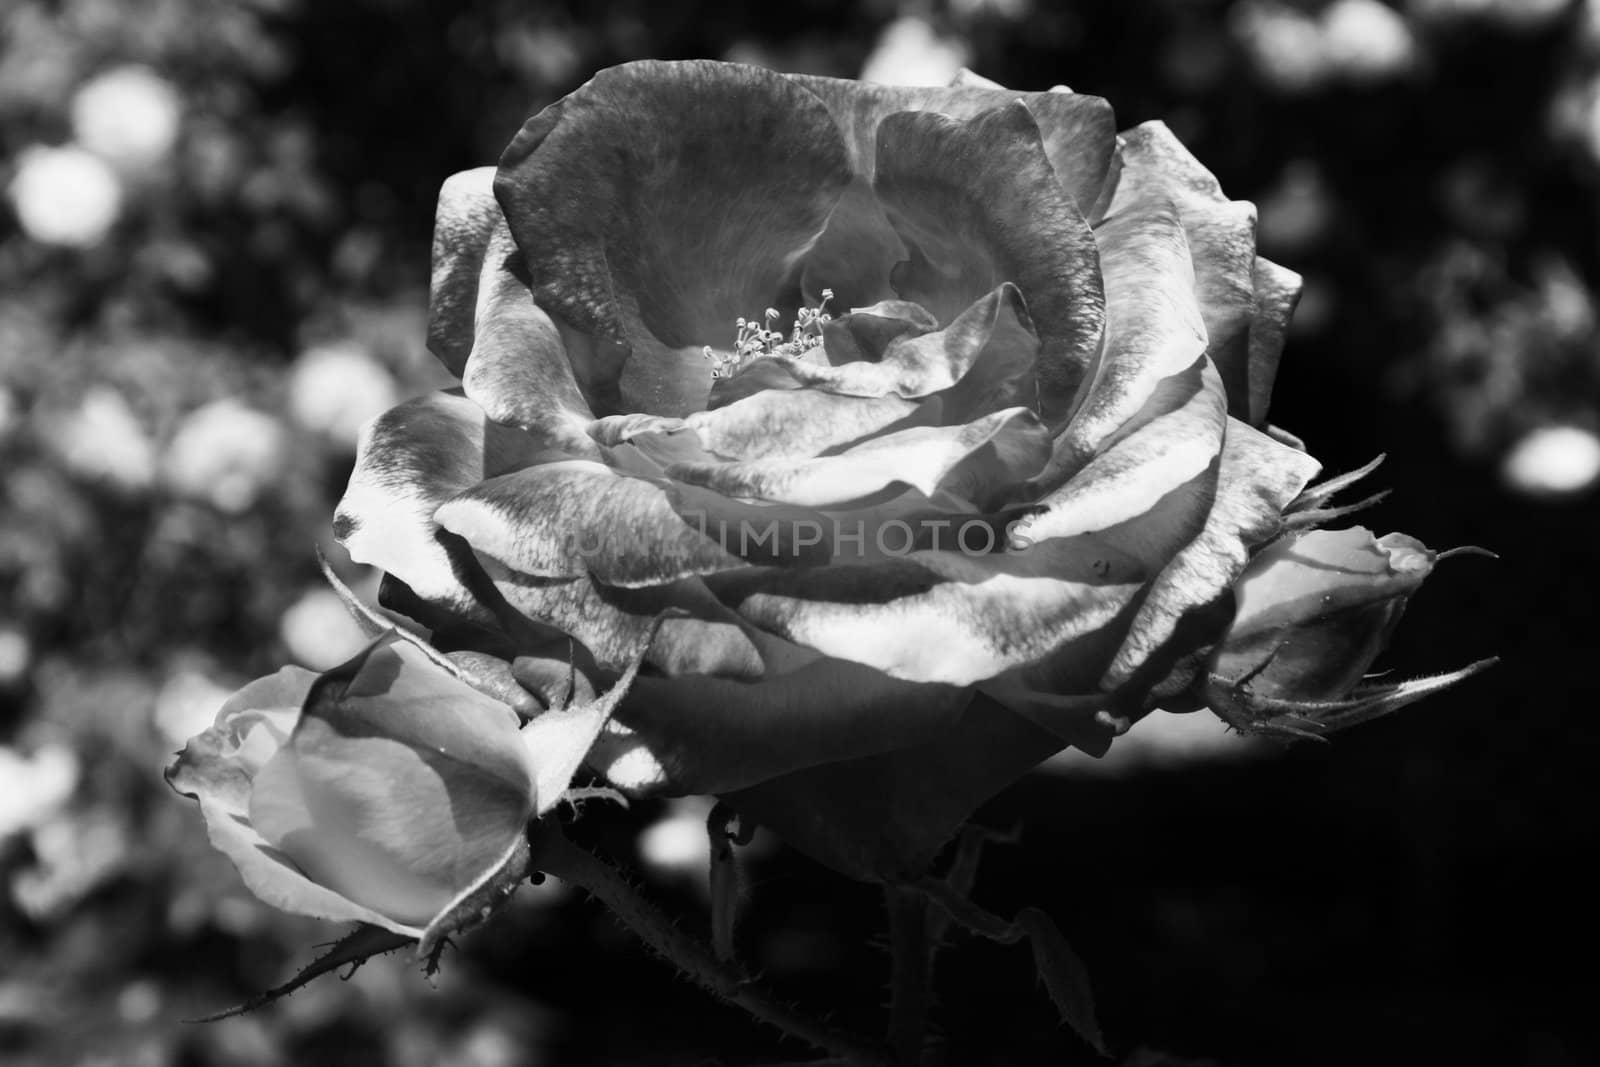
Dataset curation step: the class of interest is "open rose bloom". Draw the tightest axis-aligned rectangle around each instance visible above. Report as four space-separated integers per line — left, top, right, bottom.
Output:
174 60 1488 918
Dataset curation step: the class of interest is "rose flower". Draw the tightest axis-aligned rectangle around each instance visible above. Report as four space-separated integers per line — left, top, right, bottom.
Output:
273 60 1484 884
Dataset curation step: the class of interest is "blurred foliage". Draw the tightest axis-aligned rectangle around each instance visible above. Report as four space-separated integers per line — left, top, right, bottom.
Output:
1 1 1596 1065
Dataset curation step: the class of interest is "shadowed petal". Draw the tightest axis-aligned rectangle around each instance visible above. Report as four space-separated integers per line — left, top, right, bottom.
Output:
727 692 1089 882
789 76 1118 214
787 77 1115 319
874 102 1103 424
335 392 547 623
587 655 971 795
495 60 855 417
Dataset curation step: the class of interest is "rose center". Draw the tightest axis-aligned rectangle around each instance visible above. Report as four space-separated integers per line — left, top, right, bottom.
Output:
703 288 836 381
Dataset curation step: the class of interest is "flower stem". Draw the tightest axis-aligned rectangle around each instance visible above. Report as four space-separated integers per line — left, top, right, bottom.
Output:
885 886 931 1066
529 825 889 1066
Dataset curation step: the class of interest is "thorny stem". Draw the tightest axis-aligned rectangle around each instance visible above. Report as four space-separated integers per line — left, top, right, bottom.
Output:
528 825 890 1067
906 878 1024 945
885 887 932 1066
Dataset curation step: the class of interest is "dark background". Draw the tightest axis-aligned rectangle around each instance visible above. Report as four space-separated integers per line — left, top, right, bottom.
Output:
1 1 1595 1064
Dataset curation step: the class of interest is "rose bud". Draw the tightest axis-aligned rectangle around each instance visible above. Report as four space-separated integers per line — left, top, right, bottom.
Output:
166 629 625 939
1203 526 1494 738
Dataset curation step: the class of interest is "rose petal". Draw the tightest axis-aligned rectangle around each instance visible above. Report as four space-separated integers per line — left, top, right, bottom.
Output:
1100 417 1321 696
335 391 546 622
463 289 601 456
688 389 923 462
686 287 1035 462
1113 123 1261 424
427 169 501 379
436 459 748 586
478 556 765 679
168 667 315 810
711 534 1147 687
667 406 1049 508
495 60 855 417
249 637 533 928
668 478 1029 567
1013 358 1226 549
1042 184 1208 488
1245 257 1302 426
587 655 970 795
787 77 1115 317
873 102 1103 424
726 692 1083 882
759 284 1037 406
792 181 906 311
789 76 1118 215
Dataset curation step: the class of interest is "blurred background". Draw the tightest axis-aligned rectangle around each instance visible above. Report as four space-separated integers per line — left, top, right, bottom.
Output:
0 0 1595 1064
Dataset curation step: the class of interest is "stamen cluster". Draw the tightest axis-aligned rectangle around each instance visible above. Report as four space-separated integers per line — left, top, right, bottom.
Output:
704 289 834 380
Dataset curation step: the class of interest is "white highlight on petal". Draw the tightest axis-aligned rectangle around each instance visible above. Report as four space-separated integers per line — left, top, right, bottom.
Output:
70 66 182 169
1502 424 1600 497
7 144 123 248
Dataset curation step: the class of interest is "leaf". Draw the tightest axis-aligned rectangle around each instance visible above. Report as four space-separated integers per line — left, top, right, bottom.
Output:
1016 906 1107 1056
186 925 414 1022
